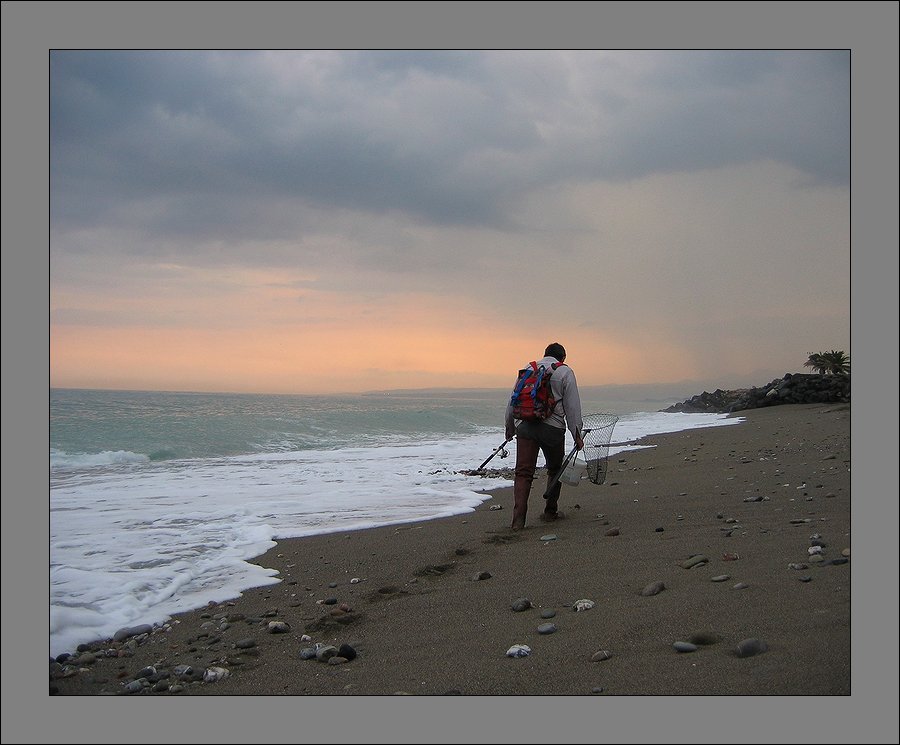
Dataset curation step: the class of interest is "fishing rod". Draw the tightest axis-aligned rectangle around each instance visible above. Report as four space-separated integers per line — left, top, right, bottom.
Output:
475 435 513 471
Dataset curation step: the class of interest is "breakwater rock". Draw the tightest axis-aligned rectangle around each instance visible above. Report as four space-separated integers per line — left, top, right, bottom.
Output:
663 373 850 414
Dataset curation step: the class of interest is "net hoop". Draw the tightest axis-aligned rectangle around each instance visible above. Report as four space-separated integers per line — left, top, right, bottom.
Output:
581 413 618 485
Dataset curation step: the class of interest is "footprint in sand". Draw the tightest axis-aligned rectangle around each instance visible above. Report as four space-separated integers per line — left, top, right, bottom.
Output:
365 585 410 603
483 532 523 545
413 563 456 577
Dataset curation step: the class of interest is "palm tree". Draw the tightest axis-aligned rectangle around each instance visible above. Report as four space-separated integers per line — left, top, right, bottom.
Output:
821 350 850 375
804 350 850 375
804 353 827 374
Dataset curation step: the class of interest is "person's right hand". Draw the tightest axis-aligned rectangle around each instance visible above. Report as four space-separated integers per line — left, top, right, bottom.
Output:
574 433 585 450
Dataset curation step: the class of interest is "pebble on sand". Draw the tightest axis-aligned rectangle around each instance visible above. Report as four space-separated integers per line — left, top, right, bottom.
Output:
640 581 666 597
315 645 339 662
734 638 768 658
673 641 698 653
680 555 709 569
112 624 153 643
203 666 230 683
506 644 531 658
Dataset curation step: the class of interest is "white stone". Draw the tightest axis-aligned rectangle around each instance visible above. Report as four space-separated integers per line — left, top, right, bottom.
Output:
203 666 230 683
506 644 532 658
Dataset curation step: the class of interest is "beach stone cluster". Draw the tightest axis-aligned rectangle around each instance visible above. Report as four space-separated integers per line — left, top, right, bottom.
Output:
49 630 236 695
299 642 358 665
459 467 516 479
48 601 346 695
663 373 850 413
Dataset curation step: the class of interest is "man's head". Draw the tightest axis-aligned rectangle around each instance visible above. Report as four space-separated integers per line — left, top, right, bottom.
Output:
545 342 566 362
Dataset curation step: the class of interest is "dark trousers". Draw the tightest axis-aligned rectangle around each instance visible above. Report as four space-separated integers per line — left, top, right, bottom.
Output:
511 421 566 529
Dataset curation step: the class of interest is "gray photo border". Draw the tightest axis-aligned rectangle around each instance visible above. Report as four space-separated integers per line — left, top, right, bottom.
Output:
3 2 897 743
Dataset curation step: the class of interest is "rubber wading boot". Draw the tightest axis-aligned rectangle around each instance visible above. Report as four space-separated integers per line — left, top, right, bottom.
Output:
542 496 559 521
511 481 530 530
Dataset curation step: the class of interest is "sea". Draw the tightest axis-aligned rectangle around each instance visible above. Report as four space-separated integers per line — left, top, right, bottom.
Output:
49 386 742 658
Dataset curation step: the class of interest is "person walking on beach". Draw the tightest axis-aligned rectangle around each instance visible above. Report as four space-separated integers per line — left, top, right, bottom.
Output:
505 342 584 530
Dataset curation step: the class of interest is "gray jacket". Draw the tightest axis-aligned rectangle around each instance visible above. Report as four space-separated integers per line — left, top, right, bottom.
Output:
505 356 584 440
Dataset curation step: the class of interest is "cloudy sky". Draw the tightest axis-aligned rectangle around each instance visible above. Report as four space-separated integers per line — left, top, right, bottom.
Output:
49 49 850 394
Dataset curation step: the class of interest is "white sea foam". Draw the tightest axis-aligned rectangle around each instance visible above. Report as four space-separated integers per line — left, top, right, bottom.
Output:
50 448 151 470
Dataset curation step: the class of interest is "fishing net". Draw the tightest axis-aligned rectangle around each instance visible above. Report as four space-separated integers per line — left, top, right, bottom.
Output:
582 413 619 485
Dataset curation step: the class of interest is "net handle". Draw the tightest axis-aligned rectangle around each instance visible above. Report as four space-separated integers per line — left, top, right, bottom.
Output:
542 443 580 499
542 425 592 498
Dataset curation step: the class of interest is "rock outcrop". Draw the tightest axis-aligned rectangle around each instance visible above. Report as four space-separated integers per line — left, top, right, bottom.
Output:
662 373 850 414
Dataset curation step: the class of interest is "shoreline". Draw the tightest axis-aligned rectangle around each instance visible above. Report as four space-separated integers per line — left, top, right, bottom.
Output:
51 403 851 696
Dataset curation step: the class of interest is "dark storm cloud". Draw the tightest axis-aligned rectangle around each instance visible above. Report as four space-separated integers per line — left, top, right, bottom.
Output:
606 50 850 184
51 50 524 242
50 50 850 251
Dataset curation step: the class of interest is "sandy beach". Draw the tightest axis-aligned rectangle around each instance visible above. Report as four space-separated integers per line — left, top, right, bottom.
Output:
49 402 853 698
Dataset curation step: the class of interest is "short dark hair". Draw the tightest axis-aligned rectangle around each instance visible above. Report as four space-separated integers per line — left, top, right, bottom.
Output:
545 342 566 361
